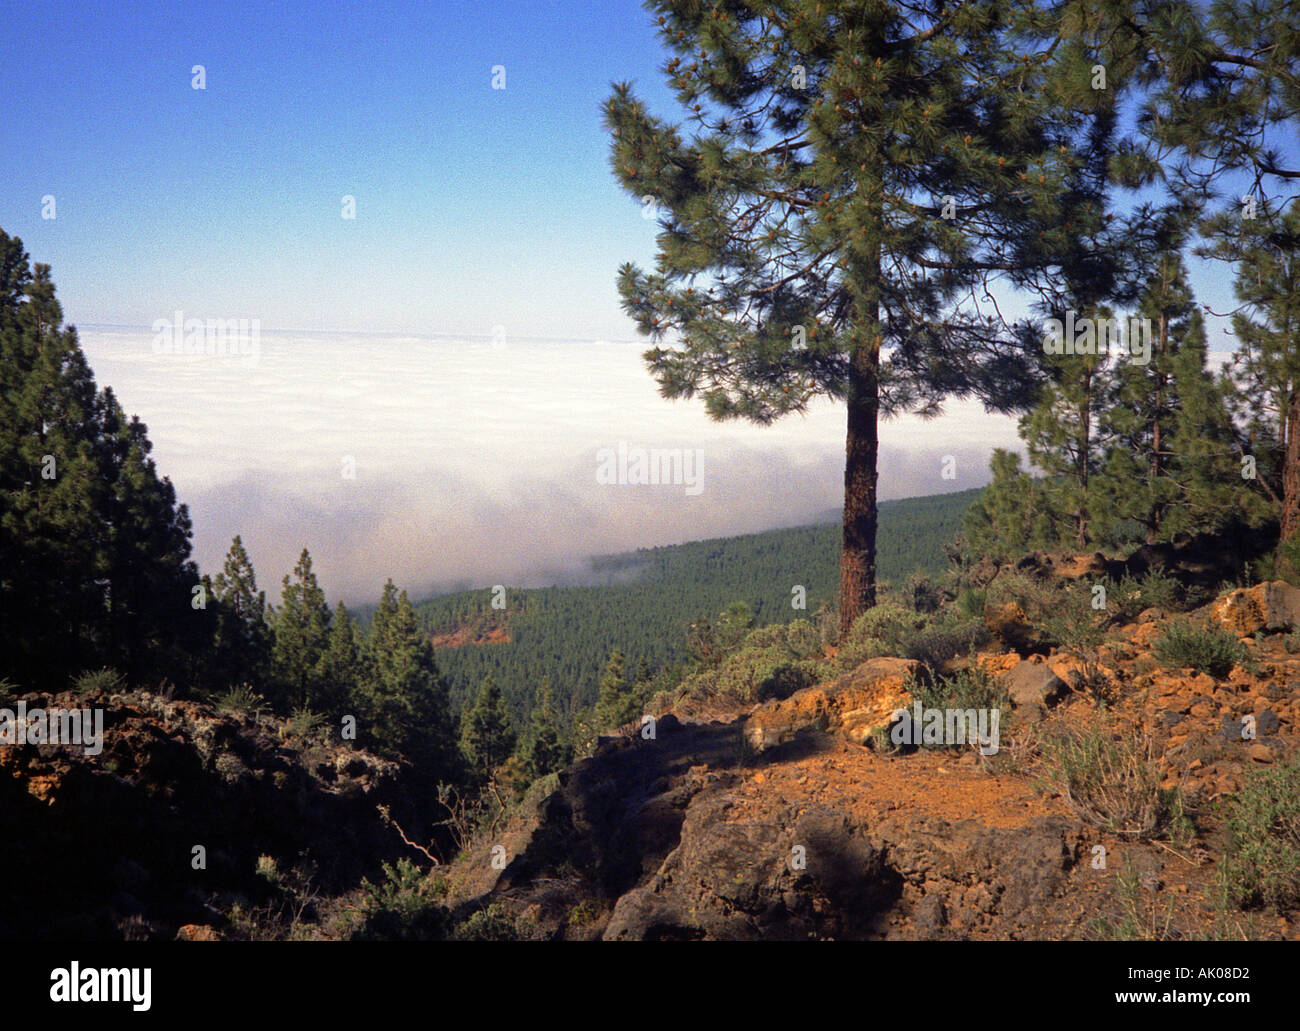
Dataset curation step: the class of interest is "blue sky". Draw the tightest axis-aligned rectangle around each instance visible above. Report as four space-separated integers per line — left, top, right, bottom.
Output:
0 0 1265 344
1 0 672 339
0 1 1285 600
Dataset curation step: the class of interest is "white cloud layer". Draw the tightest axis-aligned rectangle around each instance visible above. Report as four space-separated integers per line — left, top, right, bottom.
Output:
78 328 1022 603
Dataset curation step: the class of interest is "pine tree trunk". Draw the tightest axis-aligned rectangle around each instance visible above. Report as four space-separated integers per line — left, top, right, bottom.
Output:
1282 389 1300 542
840 329 880 637
1149 315 1166 547
1076 381 1090 551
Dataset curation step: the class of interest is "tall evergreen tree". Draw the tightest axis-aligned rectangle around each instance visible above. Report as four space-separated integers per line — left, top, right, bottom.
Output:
317 601 363 718
269 548 332 711
963 448 1056 560
1021 304 1114 550
95 389 201 684
1124 0 1300 554
362 580 458 783
516 680 571 782
1098 247 1238 543
460 673 516 779
606 0 1110 634
1205 201 1300 558
0 232 199 687
211 535 272 693
593 650 640 732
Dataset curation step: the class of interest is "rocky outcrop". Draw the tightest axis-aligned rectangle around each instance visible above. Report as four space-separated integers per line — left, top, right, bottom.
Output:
603 798 896 940
1213 581 1300 636
446 672 1091 941
0 687 407 940
1002 656 1070 712
744 657 917 753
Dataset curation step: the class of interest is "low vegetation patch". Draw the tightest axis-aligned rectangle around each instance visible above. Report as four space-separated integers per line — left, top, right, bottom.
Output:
1039 723 1181 840
838 603 988 671
1153 620 1247 679
1217 755 1300 912
659 619 834 711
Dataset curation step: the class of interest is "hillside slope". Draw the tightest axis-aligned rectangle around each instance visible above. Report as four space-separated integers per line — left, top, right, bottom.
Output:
417 488 980 718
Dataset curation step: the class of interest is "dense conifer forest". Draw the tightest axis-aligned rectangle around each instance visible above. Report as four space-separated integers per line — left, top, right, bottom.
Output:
412 488 979 720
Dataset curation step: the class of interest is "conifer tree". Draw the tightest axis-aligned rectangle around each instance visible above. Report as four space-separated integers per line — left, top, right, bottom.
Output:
593 650 640 732
517 680 571 782
0 232 199 687
1021 304 1114 550
963 448 1056 560
362 580 458 782
460 673 516 779
1205 201 1300 562
317 601 363 718
95 388 201 684
270 549 332 711
211 535 272 692
1125 0 1300 554
606 0 1110 633
1098 247 1237 543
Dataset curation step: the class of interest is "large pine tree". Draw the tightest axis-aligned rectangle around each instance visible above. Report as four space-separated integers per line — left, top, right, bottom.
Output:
1128 0 1300 551
1207 201 1300 557
460 673 516 780
1099 246 1238 544
211 535 273 693
606 0 1109 634
361 580 459 783
269 548 333 710
0 231 199 688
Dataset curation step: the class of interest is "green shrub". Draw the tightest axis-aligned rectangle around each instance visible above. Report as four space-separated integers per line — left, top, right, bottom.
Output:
215 683 266 714
669 620 833 708
956 588 987 621
1217 755 1300 911
350 859 448 940
839 605 988 671
285 706 324 740
72 667 125 697
1153 620 1246 679
452 902 518 941
911 666 1006 713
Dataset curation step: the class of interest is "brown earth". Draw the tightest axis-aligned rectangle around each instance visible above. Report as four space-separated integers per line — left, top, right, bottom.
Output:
430 624 510 648
442 581 1300 941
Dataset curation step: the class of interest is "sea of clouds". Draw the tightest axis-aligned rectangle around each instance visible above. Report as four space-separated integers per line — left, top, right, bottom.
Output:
77 328 1021 604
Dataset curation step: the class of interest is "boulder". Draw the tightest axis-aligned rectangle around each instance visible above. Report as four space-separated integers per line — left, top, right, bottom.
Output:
1001 656 1069 711
744 657 918 753
1212 580 1300 636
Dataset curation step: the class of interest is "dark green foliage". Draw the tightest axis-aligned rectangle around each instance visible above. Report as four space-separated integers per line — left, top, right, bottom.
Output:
515 682 572 782
415 489 976 720
359 581 459 785
1153 620 1247 679
210 536 272 695
349 859 448 941
606 1 1107 632
593 651 641 732
838 603 989 671
316 601 363 719
460 674 516 778
0 231 201 690
269 549 333 712
664 620 835 710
